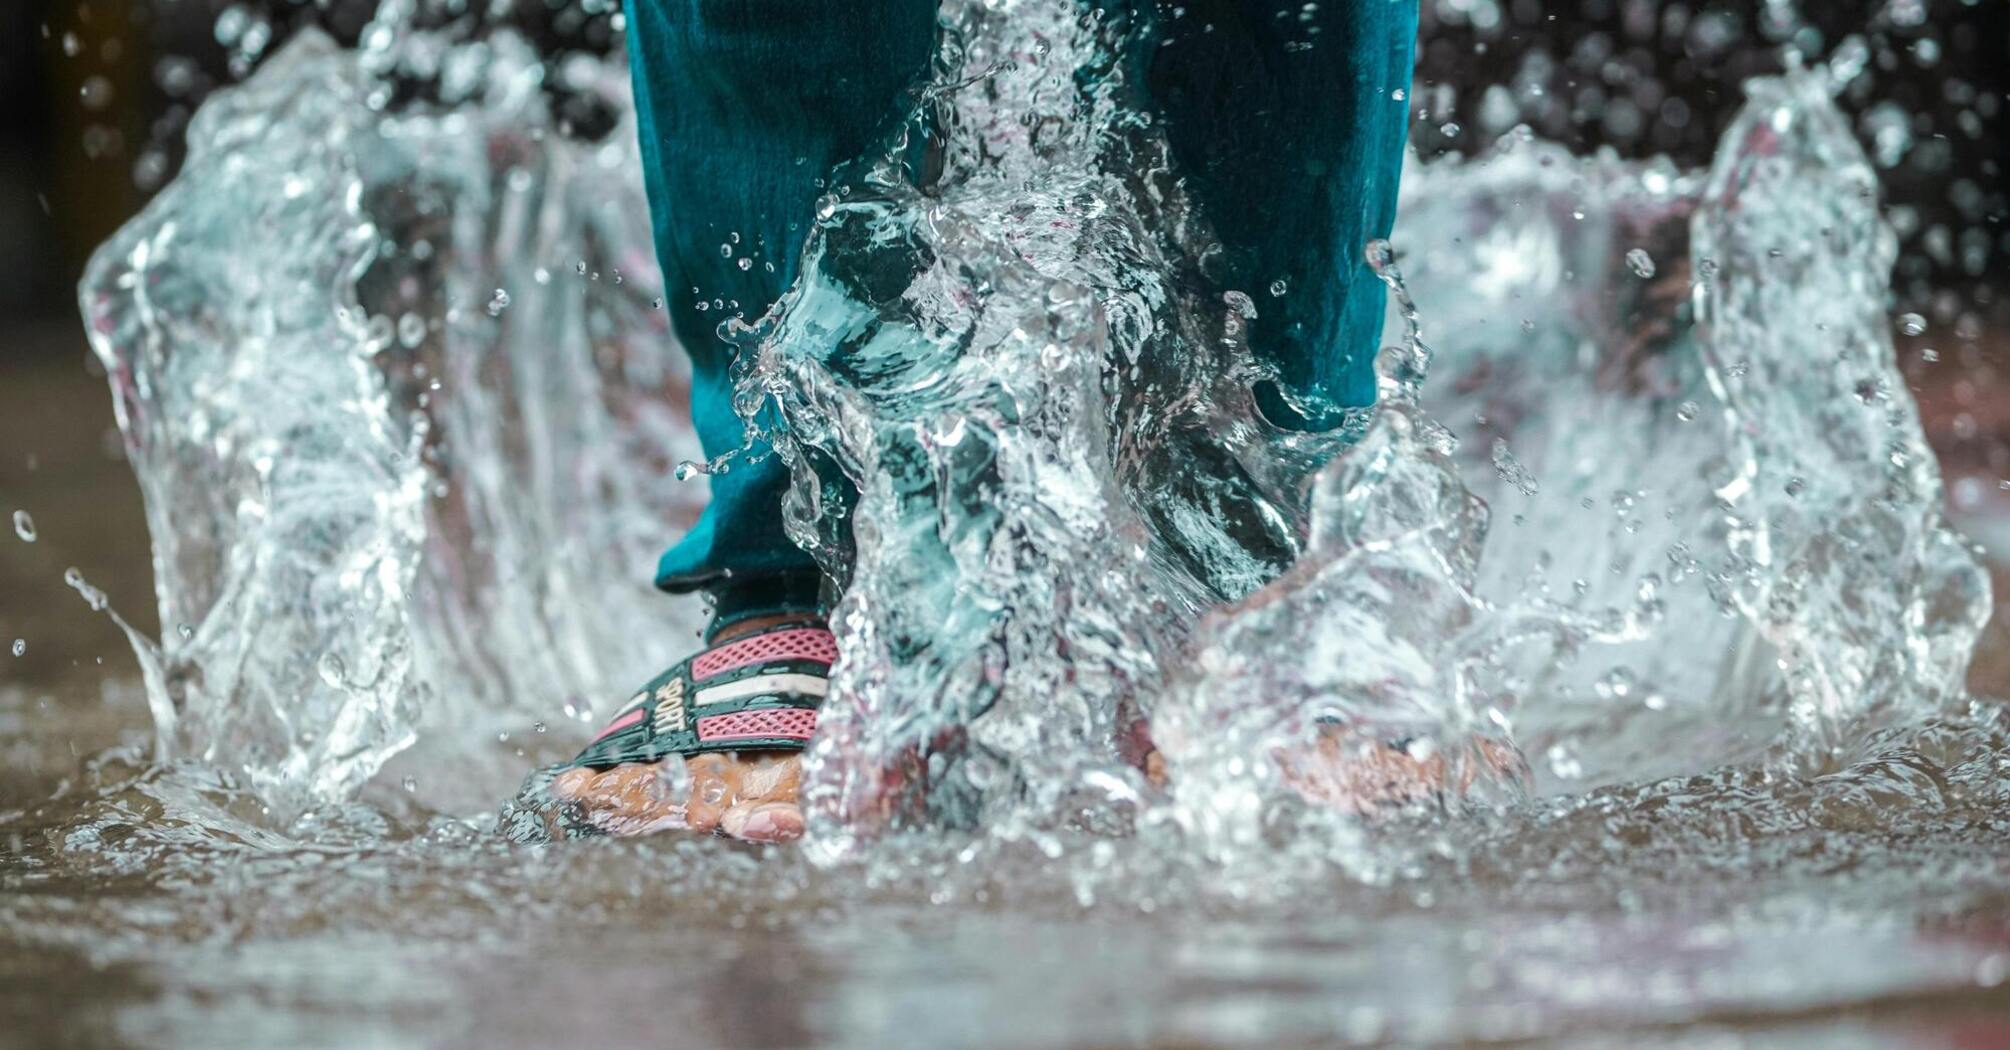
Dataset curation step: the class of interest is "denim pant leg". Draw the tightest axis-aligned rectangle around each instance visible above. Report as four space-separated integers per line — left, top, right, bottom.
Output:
629 0 1416 628
1145 0 1418 425
625 0 939 626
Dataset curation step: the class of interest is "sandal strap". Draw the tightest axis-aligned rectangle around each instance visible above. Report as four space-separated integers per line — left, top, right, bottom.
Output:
567 618 836 769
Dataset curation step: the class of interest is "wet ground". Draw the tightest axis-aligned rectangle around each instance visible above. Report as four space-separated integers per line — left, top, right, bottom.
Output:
7 321 2010 1048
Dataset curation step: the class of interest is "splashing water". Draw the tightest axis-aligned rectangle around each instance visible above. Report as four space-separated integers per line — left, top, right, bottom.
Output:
11 0 2009 1041
718 4 1991 876
78 24 710 811
1150 73 1995 876
49 0 1995 902
738 0 1344 862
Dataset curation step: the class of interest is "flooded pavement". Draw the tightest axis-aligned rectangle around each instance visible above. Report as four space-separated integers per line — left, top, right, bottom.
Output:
4 717 2010 1048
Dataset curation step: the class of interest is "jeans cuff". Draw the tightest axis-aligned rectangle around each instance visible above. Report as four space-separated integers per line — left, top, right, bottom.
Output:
706 571 827 641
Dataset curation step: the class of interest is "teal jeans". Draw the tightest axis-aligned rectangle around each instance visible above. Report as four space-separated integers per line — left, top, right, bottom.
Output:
627 0 1418 628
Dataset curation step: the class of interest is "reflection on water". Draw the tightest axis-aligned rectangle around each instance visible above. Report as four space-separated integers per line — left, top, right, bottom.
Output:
8 0 2010 1044
4 721 2009 1045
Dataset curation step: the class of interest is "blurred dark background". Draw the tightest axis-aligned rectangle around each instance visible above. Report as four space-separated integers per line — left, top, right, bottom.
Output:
0 0 2005 688
1 0 624 335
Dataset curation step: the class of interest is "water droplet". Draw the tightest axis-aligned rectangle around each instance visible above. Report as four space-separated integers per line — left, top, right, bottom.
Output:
737 257 752 271
1897 312 1927 336
1267 278 1289 297
79 75 115 112
486 288 511 316
12 510 35 542
1675 400 1700 422
1438 121 1461 137
575 260 587 275
402 776 418 793
1520 319 1536 334
1545 742 1584 779
1490 438 1539 497
650 297 664 311
1595 667 1637 699
63 567 107 611
1625 248 1657 278
9 640 23 657
317 651 348 688
397 312 426 348
1784 476 1806 498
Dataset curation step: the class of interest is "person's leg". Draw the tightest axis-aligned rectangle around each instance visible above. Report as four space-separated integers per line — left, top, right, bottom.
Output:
1130 2 1503 813
627 0 939 628
510 0 939 844
520 0 1430 842
638 0 1412 620
1144 0 1418 426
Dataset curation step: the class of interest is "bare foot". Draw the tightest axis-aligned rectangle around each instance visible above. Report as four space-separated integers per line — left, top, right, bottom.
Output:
543 749 804 842
519 614 812 843
1273 724 1525 816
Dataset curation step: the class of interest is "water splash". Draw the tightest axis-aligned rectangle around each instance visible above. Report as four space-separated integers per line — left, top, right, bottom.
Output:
16 6 2010 1043
1690 75 1990 764
79 27 709 812
1142 73 1991 874
73 0 1992 874
733 2 1988 871
737 0 1335 860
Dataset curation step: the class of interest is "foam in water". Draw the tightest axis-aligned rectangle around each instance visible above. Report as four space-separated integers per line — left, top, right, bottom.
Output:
76 0 1991 876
